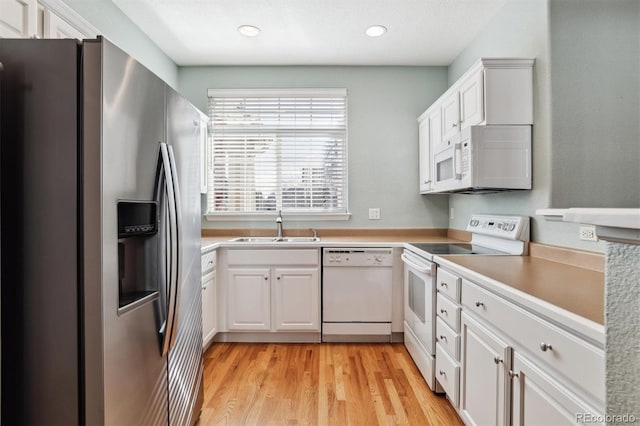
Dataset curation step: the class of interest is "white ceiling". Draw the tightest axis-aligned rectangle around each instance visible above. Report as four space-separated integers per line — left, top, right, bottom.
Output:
112 0 508 66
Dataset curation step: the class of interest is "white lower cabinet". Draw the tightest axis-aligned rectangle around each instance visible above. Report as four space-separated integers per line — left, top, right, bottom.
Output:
274 267 319 331
433 267 604 425
202 270 217 346
459 313 511 426
202 249 217 348
224 249 321 334
227 268 272 331
511 352 603 426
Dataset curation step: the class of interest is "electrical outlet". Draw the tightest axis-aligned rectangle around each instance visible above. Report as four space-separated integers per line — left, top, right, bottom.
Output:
368 208 381 220
450 207 455 220
579 225 598 241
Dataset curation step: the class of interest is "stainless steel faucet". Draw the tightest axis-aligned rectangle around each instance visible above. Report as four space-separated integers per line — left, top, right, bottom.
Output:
275 210 284 240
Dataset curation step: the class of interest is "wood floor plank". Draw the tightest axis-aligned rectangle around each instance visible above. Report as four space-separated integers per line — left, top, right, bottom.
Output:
201 343 462 426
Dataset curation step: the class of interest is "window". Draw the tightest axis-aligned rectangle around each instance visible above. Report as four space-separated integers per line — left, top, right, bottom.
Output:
205 88 348 219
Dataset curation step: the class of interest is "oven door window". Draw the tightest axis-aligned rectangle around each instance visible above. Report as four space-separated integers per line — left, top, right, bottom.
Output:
408 270 426 323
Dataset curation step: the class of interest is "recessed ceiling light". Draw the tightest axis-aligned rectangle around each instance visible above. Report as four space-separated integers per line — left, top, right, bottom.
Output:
238 25 261 37
365 25 387 37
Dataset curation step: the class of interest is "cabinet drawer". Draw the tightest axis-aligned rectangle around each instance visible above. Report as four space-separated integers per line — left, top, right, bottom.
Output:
201 250 216 274
436 344 460 407
461 279 605 404
437 268 461 302
227 249 318 266
436 317 460 360
437 293 460 332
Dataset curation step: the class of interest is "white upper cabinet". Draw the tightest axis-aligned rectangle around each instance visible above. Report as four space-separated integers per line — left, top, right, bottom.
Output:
1 0 96 39
441 90 460 142
417 58 534 194
0 0 37 38
459 70 484 129
42 8 84 40
418 117 431 193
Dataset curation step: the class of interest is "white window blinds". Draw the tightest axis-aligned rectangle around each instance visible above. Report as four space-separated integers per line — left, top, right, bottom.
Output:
206 88 348 216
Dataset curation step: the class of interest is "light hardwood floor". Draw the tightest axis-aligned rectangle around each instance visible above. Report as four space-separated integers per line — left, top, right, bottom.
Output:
201 342 463 426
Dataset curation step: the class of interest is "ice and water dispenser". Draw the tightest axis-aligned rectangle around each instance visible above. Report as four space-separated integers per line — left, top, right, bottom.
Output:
117 201 159 312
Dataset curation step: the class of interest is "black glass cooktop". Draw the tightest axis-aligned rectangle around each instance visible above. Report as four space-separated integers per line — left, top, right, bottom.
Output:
409 243 507 255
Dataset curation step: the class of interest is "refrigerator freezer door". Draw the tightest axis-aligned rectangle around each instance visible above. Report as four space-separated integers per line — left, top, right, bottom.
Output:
84 38 170 426
166 88 205 426
0 38 80 426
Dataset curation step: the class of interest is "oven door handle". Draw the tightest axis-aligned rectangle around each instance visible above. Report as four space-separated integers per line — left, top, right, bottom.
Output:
401 253 434 274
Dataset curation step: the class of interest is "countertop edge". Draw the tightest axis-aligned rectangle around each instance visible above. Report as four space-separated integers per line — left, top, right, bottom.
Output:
434 255 605 346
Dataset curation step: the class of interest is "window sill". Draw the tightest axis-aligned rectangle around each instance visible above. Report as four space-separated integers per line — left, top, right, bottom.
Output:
205 212 352 222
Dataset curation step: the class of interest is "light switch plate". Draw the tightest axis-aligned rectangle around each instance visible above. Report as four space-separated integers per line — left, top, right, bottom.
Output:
369 208 381 220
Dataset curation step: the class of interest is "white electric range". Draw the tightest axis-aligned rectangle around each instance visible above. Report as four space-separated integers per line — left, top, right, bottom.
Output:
401 214 530 391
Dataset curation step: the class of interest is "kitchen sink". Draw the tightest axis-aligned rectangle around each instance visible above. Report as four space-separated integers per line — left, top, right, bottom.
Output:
230 236 320 243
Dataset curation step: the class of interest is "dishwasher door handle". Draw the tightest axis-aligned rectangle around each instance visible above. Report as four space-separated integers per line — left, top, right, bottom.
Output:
401 253 434 274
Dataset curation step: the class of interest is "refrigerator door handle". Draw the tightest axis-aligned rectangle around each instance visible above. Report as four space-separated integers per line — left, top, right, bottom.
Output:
166 144 182 352
156 142 179 356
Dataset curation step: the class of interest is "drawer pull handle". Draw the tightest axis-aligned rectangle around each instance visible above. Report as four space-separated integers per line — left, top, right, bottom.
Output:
540 342 553 352
508 371 519 379
440 309 447 315
440 282 448 288
439 370 446 376
439 335 447 342
475 301 484 307
493 356 503 364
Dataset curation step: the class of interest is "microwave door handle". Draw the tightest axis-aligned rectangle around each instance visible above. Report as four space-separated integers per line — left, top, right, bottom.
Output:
454 142 462 180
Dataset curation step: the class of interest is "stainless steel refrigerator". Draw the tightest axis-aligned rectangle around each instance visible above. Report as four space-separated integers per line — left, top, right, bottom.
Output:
0 37 204 425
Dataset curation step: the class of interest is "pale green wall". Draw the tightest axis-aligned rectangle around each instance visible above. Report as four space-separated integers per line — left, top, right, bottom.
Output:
447 0 608 251
548 0 640 209
178 66 450 229
62 0 178 88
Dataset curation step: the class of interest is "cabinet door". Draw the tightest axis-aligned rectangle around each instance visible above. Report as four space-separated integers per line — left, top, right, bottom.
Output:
460 313 511 426
418 117 432 193
42 9 85 40
202 270 216 347
273 267 319 331
227 268 271 331
428 108 443 151
459 71 484 129
441 92 460 142
0 0 37 38
512 352 603 426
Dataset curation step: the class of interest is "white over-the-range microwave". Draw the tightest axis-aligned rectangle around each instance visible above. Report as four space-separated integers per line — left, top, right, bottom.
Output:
431 125 531 194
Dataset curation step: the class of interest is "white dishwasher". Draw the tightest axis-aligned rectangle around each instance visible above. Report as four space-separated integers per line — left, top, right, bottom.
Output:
322 248 393 342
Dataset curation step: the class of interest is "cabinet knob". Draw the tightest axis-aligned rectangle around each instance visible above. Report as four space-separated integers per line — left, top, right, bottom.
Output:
439 335 447 342
539 342 553 352
440 308 447 315
440 282 448 288
493 356 503 364
439 370 446 377
508 371 519 379
264 277 268 281
277 276 281 280
475 301 484 307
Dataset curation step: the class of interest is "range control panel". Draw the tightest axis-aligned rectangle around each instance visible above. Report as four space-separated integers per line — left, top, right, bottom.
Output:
466 214 530 241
